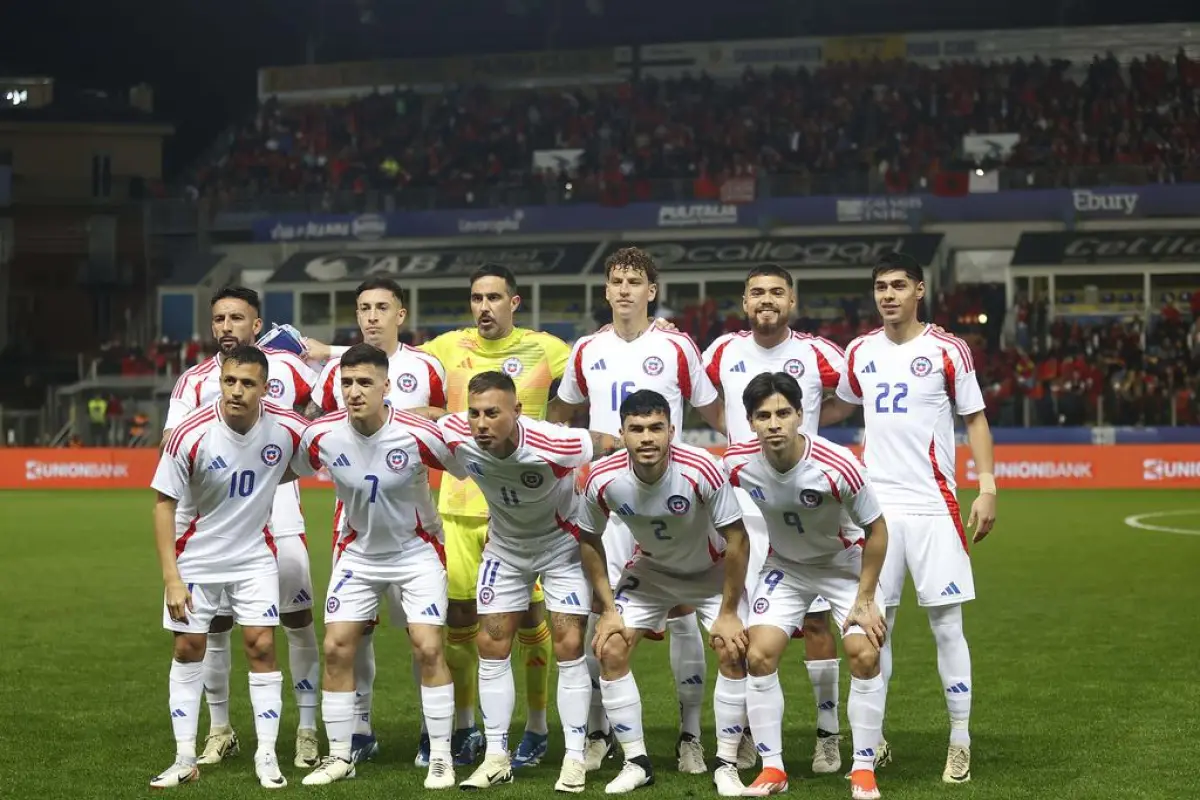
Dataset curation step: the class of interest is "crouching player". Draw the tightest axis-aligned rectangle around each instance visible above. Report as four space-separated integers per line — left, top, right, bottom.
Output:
722 373 889 800
291 343 462 788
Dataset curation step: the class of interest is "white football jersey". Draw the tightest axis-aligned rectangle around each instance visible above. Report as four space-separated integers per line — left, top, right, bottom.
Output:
722 435 882 564
164 349 318 432
294 408 462 564
577 443 743 576
438 414 594 567
152 401 307 582
703 330 846 442
557 326 718 436
315 344 446 413
836 326 986 514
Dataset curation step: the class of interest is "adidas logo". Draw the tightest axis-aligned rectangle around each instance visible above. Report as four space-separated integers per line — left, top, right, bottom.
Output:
258 709 280 720
613 723 632 733
946 682 970 694
206 456 229 471
170 708 187 718
468 462 485 477
570 725 587 735
458 358 473 369
332 453 351 468
818 700 836 711
681 674 704 686
421 603 441 617
590 359 607 371
562 592 582 607
730 361 747 373
756 742 770 753
262 605 279 619
295 679 315 691
855 748 875 759
940 582 963 597
861 361 877 374
749 486 766 502
615 503 635 516
292 589 311 604
721 725 744 736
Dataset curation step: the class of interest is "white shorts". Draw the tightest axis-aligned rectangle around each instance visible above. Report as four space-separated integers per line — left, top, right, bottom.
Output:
603 515 637 589
164 572 280 634
737 488 830 617
476 539 591 616
324 552 448 626
214 536 313 617
270 481 306 538
612 559 748 633
880 513 974 608
748 551 885 639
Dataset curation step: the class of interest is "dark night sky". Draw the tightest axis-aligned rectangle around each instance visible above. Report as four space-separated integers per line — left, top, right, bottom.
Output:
1 0 1194 177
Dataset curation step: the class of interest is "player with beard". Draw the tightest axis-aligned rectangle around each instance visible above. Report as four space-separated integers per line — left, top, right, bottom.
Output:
163 287 323 770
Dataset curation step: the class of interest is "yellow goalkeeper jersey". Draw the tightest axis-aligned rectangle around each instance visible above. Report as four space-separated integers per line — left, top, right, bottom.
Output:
420 326 570 519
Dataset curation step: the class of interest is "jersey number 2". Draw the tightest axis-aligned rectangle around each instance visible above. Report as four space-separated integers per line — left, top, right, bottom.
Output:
874 382 909 414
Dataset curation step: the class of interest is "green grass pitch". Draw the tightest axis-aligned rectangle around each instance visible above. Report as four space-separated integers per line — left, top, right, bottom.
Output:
2 489 1199 799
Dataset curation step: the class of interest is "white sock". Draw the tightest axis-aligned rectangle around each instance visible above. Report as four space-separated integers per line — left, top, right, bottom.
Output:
667 613 705 738
248 671 284 757
478 657 515 757
600 672 646 759
806 658 840 734
203 629 232 730
285 624 320 731
584 612 609 735
353 630 376 736
849 674 886 772
169 660 205 762
746 671 785 771
556 656 591 762
421 683 454 761
322 690 355 762
412 654 429 735
713 673 748 764
929 604 972 747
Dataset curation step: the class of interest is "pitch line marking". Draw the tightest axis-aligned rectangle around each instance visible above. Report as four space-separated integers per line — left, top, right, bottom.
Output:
1123 510 1200 537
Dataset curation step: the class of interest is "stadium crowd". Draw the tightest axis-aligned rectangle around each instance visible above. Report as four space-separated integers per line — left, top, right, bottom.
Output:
186 51 1200 208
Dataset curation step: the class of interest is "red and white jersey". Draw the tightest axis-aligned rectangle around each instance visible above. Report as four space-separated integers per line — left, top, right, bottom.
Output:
152 401 306 582
294 408 460 564
438 414 594 566
577 443 743 576
557 326 718 436
703 330 846 442
835 325 986 515
315 344 445 413
164 349 318 432
723 435 882 564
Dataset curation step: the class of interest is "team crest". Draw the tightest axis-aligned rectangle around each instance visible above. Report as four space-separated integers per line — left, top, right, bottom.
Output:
479 587 495 606
386 448 410 472
502 357 523 377
396 373 418 393
642 356 665 376
753 597 770 614
783 358 805 377
799 489 823 508
326 597 341 613
260 444 283 466
265 378 285 399
521 471 544 489
666 494 691 515
910 356 933 377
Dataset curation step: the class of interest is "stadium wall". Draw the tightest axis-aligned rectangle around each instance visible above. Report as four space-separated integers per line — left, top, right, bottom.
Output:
5 445 1199 491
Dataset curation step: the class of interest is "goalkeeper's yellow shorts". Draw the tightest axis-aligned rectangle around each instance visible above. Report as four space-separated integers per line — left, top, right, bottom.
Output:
443 515 543 605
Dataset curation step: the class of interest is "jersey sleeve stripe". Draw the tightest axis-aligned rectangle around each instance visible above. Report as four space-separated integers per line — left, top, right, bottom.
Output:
444 415 471 435
307 431 328 471
572 338 592 398
810 443 864 493
320 361 340 411
705 337 732 389
724 441 761 457
393 409 442 436
669 447 723 489
166 408 216 456
668 340 692 401
845 341 866 398
171 358 216 399
808 333 847 357
425 360 447 408
811 344 840 390
583 454 629 492
264 404 310 427
727 462 748 487
941 349 957 404
930 331 974 372
524 429 584 454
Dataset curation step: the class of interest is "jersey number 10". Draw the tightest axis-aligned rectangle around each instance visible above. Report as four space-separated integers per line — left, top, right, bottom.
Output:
228 470 256 498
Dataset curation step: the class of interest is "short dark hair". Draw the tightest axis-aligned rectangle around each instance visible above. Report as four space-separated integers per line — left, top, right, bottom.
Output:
223 344 269 380
605 246 659 285
469 264 518 297
746 263 792 286
339 343 389 372
742 372 804 418
872 252 924 284
211 286 261 316
356 276 406 307
619 389 671 424
467 370 517 396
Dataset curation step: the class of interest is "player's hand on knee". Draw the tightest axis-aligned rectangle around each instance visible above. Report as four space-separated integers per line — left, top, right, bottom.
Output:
166 581 193 623
708 612 747 660
968 494 997 542
845 596 886 650
592 610 629 655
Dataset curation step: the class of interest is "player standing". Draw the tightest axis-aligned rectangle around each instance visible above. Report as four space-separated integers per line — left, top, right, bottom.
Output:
577 390 751 796
702 264 857 774
163 287 322 769
552 247 725 774
437 371 620 792
293 343 459 788
723 372 890 800
150 345 308 789
826 252 998 783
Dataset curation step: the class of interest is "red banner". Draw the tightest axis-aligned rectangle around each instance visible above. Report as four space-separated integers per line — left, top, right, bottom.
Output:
2 445 1198 490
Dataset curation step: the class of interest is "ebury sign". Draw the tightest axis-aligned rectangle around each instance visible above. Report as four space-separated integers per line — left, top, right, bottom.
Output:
4 445 1199 490
623 234 943 271
1013 230 1200 265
